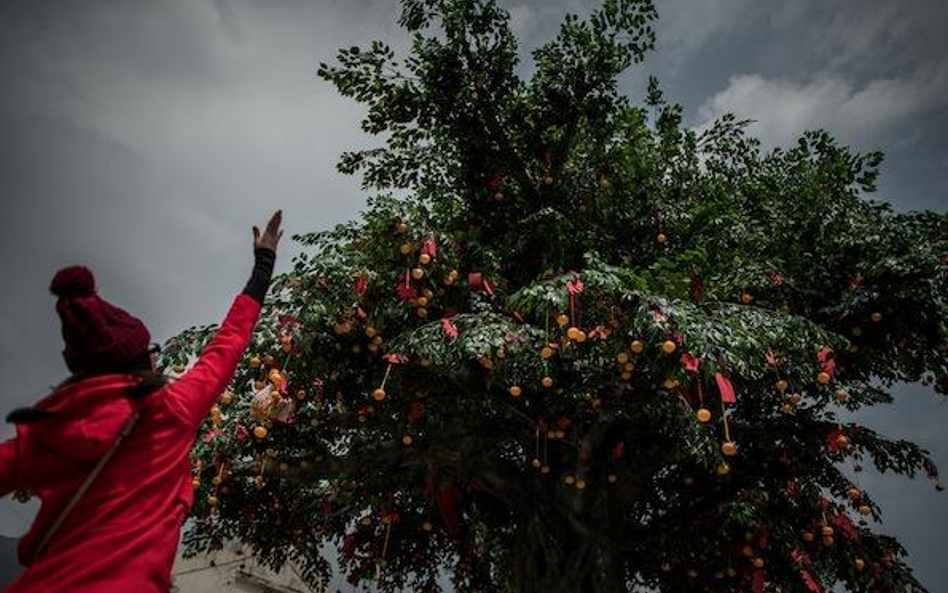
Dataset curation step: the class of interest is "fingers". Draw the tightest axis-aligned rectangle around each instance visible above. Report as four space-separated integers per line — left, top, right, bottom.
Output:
253 210 283 250
266 209 283 235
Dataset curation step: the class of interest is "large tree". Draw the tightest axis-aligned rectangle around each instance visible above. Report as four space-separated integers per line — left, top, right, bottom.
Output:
167 1 948 591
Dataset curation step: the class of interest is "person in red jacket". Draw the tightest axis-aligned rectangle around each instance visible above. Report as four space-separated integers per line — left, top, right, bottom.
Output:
0 210 283 593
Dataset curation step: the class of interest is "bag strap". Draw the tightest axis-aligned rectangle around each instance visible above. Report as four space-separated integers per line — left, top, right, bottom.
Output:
34 409 143 559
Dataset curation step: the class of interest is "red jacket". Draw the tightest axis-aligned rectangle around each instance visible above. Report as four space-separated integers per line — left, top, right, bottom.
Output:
0 294 261 593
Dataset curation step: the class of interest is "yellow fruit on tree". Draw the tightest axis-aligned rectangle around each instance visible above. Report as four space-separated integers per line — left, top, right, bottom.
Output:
816 371 831 385
721 441 738 456
372 388 386 402
630 340 644 354
661 340 677 354
253 426 268 439
696 408 712 423
541 376 554 388
508 385 522 397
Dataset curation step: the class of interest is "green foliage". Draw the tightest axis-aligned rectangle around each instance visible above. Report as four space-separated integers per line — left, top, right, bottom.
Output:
169 1 947 592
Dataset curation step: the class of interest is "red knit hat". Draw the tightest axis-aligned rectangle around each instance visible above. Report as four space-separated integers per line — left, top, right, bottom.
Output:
49 266 151 374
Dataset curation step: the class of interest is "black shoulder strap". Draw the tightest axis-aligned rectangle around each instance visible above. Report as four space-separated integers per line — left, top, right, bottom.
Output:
34 408 144 559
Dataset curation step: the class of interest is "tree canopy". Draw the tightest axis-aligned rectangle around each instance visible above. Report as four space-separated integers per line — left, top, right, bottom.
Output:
167 1 948 591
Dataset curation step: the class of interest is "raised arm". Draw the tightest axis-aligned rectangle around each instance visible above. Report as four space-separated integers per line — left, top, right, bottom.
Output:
164 211 283 429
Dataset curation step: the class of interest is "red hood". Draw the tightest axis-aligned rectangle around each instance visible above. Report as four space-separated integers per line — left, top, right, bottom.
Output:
16 374 141 491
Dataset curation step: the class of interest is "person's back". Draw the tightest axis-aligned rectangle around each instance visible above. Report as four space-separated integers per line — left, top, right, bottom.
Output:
0 211 283 593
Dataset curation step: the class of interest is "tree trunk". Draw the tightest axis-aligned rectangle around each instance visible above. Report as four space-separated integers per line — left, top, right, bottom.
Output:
511 508 624 593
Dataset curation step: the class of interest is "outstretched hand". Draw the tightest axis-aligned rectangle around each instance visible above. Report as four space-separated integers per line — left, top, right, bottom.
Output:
253 210 284 253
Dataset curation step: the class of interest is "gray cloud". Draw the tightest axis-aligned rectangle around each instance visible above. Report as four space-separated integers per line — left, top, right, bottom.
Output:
694 60 948 150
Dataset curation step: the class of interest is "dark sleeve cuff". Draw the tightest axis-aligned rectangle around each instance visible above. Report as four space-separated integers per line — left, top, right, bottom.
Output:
242 248 276 303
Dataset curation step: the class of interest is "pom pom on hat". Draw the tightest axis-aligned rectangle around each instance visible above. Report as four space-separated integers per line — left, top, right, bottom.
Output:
50 266 97 298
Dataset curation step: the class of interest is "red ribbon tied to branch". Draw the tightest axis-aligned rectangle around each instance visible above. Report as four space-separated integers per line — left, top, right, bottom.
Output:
467 271 483 289
354 271 369 296
566 273 583 323
817 346 836 374
799 569 824 593
441 317 458 341
396 269 416 301
681 352 700 373
715 372 737 404
488 170 504 190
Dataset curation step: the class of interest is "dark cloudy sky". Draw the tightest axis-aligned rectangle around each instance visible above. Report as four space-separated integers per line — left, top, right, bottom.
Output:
1 0 946 588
